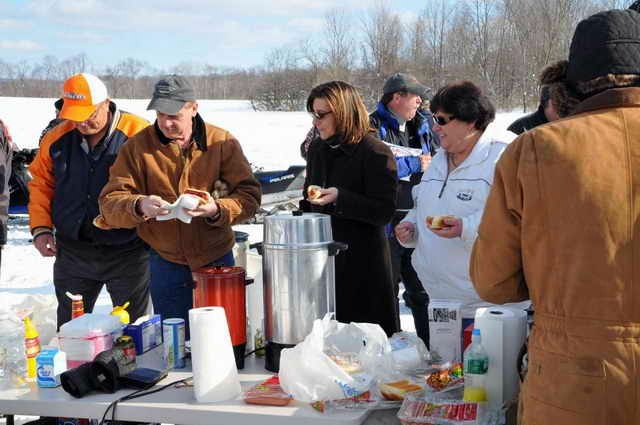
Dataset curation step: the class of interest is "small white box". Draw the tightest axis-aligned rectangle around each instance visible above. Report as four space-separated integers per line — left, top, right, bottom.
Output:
36 347 67 387
428 300 463 363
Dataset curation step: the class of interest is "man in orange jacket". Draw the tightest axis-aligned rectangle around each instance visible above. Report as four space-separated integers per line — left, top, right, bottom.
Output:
29 73 150 328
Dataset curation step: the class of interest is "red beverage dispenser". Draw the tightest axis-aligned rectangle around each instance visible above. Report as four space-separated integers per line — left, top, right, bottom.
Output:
192 266 252 369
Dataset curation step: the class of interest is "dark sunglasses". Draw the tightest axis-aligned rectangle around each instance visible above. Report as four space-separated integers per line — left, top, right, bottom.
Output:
310 110 333 120
432 113 456 126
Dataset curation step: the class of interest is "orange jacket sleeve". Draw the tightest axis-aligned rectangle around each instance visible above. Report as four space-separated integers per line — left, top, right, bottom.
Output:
28 123 73 233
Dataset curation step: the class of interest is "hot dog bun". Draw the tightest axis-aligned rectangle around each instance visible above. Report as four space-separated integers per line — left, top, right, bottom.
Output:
307 185 322 200
426 215 456 230
184 188 212 205
379 380 423 401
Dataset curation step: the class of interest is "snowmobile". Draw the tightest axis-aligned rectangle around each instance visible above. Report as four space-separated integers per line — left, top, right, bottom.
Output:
8 148 36 215
8 150 305 219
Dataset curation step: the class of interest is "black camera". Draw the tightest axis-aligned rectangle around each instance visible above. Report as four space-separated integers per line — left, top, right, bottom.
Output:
61 345 141 398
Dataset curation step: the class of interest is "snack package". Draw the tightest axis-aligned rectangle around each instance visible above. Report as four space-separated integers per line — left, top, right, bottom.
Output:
425 362 464 393
244 376 293 406
398 393 486 425
311 391 377 413
428 300 462 364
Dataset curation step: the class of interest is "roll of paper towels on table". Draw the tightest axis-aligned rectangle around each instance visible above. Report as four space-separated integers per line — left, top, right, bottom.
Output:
474 306 527 410
189 307 241 402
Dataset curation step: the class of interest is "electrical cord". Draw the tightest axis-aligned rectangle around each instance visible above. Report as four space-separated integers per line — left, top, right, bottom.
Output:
244 346 265 358
98 377 192 425
98 347 268 423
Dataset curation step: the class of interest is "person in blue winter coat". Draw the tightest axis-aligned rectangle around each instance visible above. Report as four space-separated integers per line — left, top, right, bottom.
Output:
369 73 439 347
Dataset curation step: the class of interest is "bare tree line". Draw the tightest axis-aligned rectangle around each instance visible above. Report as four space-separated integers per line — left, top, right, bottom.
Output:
0 0 634 111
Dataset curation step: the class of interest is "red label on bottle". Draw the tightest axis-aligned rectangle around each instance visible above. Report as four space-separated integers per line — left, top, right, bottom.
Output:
25 337 41 358
71 300 84 319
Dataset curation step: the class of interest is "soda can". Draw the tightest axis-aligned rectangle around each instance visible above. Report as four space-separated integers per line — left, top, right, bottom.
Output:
163 318 185 369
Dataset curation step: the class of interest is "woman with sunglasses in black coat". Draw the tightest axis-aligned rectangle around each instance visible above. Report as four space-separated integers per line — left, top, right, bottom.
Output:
301 81 400 337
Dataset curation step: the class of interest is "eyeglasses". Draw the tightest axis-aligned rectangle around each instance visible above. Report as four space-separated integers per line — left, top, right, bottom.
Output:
432 113 456 126
310 110 333 120
78 102 106 124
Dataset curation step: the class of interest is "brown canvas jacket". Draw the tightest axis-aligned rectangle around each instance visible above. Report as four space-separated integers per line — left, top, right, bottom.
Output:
99 115 261 269
470 87 640 425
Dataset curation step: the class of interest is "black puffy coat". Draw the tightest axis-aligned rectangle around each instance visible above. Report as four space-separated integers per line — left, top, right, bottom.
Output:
301 133 400 336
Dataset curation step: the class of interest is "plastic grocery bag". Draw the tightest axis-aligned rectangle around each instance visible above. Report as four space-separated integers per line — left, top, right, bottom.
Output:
279 314 392 402
388 331 431 374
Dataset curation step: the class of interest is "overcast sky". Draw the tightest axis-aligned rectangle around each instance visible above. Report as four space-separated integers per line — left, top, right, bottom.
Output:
0 0 421 71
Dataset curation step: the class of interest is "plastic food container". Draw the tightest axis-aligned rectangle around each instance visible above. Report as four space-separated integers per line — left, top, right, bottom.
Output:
58 314 122 368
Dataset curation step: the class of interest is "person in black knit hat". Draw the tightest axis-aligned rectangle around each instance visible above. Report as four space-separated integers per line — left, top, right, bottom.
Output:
471 8 640 425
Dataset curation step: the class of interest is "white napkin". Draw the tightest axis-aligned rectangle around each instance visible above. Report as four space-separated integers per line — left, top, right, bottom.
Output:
156 194 201 223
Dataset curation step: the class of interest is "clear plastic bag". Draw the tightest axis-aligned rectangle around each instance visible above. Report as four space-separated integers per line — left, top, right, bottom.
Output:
388 332 431 374
279 315 392 403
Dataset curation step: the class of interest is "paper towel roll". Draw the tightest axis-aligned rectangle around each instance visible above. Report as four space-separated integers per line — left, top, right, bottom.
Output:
189 307 241 403
474 306 527 410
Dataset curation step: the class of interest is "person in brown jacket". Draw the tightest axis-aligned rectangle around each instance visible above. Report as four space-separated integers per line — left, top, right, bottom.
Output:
470 9 640 425
98 75 261 337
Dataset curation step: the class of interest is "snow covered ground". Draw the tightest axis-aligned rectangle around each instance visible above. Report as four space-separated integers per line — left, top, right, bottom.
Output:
0 96 525 337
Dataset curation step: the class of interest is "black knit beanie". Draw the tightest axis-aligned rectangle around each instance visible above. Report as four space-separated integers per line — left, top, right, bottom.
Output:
567 9 640 83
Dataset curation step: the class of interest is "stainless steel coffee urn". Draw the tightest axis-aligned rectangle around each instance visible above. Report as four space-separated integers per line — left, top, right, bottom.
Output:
262 211 346 372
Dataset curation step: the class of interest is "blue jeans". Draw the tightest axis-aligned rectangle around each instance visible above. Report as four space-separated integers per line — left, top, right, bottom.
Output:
149 250 234 339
